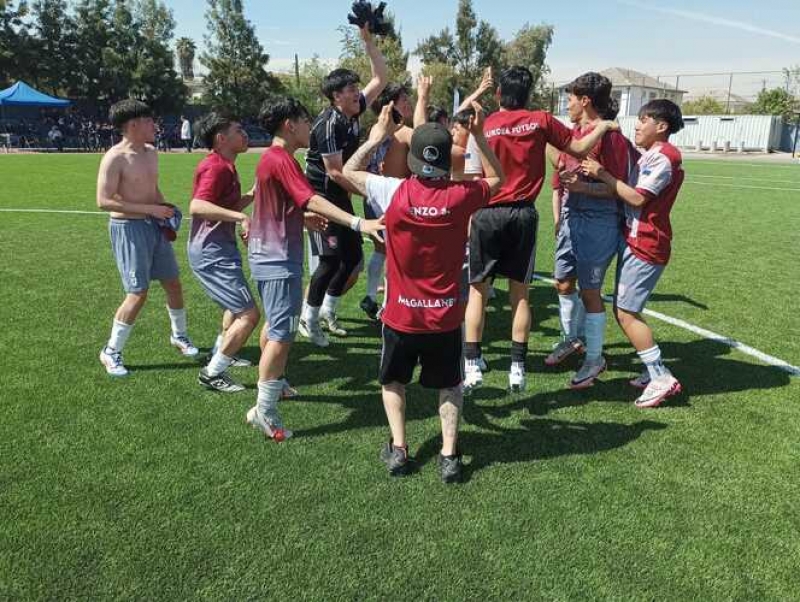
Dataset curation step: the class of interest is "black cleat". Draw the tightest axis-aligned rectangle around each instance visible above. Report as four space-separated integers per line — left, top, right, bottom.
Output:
437 453 463 484
360 295 381 322
198 368 245 393
380 440 410 476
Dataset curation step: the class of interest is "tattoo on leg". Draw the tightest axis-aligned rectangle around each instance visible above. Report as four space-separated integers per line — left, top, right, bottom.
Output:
439 386 463 441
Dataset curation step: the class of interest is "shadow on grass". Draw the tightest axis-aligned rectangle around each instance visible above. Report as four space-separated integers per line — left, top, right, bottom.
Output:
414 418 668 482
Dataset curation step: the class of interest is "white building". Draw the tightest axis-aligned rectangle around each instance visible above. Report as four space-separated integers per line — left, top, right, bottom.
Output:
558 68 687 117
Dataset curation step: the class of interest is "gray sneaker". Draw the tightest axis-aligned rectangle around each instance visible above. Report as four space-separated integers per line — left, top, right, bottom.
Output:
380 440 410 476
569 356 607 390
545 337 585 366
437 453 463 484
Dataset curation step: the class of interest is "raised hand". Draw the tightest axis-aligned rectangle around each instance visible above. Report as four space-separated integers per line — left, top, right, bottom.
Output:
468 101 485 136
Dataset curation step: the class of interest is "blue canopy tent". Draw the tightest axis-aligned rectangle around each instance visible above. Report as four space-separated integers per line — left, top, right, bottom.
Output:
0 81 71 108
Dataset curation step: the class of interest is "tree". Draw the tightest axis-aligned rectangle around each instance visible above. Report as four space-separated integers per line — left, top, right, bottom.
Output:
176 36 196 80
30 0 75 94
503 23 553 108
337 12 409 86
416 0 503 92
200 0 280 118
278 54 329 116
0 0 36 89
681 95 726 115
749 87 797 120
134 0 173 43
68 0 114 102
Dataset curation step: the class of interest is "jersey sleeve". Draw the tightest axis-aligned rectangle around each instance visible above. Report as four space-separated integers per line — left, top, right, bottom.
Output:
365 175 404 214
598 131 632 183
635 150 673 198
278 154 315 209
543 113 573 151
463 179 492 213
314 113 349 157
193 164 229 205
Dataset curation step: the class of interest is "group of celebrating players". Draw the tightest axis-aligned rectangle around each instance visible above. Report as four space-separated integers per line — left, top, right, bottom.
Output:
94 16 685 483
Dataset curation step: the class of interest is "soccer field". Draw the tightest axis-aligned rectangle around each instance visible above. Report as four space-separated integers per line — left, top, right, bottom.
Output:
1 153 799 600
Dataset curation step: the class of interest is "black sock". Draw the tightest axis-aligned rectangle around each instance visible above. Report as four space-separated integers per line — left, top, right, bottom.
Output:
511 341 528 364
464 342 482 360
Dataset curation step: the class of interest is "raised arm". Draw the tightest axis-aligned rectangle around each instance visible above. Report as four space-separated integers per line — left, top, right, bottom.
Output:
343 102 401 196
456 67 493 113
413 74 433 128
359 26 388 107
564 120 618 158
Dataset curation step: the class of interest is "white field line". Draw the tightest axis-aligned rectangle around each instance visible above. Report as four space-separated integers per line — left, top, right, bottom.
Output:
0 208 105 215
691 174 800 185
532 275 800 377
683 181 800 192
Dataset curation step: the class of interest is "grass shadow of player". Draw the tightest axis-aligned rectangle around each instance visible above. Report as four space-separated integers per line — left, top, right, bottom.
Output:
414 418 668 483
125 361 203 372
479 338 794 419
647 292 709 310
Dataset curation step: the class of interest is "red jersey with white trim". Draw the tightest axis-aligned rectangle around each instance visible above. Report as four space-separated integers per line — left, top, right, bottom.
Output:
378 177 491 333
626 141 684 265
483 109 573 205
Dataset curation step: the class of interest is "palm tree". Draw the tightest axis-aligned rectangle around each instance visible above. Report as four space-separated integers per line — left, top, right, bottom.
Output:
175 37 196 80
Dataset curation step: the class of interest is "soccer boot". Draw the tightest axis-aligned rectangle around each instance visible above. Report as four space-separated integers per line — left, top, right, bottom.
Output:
298 319 330 347
508 363 526 393
198 368 245 393
99 346 128 377
320 311 348 337
463 358 483 395
629 369 651 389
170 334 199 357
545 337 585 367
635 374 682 408
359 295 380 322
569 356 607 390
245 405 292 442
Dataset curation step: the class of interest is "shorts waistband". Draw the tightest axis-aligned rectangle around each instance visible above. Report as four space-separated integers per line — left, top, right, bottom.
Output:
110 216 153 224
487 200 536 209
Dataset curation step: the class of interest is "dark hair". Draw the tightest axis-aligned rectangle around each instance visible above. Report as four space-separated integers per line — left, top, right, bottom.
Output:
639 99 684 134
321 68 361 102
259 96 311 136
427 105 449 125
196 112 238 149
567 72 617 118
452 107 475 127
498 66 533 110
109 99 152 129
371 82 409 115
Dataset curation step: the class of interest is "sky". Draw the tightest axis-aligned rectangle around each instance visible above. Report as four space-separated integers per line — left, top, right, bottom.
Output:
167 0 800 94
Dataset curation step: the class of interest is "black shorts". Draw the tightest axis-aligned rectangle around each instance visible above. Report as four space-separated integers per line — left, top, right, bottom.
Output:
468 202 538 284
379 325 463 390
308 191 363 258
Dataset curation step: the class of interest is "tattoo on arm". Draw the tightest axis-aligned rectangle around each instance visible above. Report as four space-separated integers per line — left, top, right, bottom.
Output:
343 138 384 196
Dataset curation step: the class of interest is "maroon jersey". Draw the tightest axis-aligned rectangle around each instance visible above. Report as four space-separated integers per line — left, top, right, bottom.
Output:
483 109 573 205
188 152 242 251
365 175 491 333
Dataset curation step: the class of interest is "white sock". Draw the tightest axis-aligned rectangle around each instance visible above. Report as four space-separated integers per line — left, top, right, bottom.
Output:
211 333 224 356
107 319 133 351
584 312 607 361
638 345 669 380
366 252 385 301
167 307 187 337
303 302 320 324
257 379 284 423
575 296 587 339
206 351 233 377
321 294 340 316
558 292 580 339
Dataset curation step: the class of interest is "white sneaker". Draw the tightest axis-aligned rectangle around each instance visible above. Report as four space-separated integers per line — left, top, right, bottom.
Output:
245 405 293 441
320 311 348 337
281 378 299 399
298 319 330 347
99 346 128 377
508 363 526 392
635 374 682 408
464 359 483 395
170 334 199 357
570 356 607 390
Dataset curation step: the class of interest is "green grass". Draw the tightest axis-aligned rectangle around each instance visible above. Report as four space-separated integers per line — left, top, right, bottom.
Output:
1 152 799 600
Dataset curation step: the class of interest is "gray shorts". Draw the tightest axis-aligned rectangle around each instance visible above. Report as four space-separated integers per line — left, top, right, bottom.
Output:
190 255 255 315
553 212 620 290
109 218 179 293
257 277 302 343
614 244 665 313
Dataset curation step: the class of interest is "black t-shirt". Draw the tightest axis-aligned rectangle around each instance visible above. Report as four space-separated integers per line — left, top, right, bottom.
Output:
305 93 367 205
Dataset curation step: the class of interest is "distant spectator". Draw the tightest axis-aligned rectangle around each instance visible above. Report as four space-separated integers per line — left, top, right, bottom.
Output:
180 115 192 152
48 125 64 152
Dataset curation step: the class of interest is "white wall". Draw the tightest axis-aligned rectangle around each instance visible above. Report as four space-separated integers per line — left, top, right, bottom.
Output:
556 114 783 152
